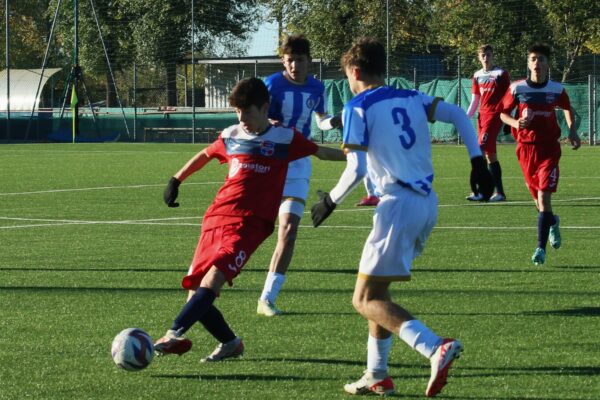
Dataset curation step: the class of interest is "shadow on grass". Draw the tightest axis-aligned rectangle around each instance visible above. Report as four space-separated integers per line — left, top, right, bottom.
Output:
151 372 330 381
523 306 600 317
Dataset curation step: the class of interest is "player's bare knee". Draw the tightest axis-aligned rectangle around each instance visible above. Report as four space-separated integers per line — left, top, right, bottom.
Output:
278 222 299 245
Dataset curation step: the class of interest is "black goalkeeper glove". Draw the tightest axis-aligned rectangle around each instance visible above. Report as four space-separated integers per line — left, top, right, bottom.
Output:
163 177 181 207
470 156 494 201
311 190 337 227
330 115 343 129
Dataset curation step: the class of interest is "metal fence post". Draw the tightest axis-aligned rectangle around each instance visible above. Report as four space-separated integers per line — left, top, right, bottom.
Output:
5 0 10 141
590 74 597 146
457 55 462 145
133 62 137 141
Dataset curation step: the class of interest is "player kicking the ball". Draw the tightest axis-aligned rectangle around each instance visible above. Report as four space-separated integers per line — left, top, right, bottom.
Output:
310 38 493 397
154 77 344 362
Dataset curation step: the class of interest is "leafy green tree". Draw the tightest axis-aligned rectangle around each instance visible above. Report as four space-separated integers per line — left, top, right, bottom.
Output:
537 0 600 81
1 1 51 69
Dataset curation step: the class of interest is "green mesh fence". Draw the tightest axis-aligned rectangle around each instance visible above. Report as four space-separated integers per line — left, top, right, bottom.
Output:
1 78 597 143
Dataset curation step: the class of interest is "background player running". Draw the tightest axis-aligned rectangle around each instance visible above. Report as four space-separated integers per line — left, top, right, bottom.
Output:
466 44 511 202
500 43 581 265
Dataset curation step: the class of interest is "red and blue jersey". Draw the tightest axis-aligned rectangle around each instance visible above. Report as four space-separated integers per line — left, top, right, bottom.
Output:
501 79 571 146
472 67 510 114
203 124 318 229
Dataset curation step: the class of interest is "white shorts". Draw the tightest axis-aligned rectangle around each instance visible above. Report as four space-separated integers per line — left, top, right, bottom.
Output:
279 178 310 217
358 188 438 281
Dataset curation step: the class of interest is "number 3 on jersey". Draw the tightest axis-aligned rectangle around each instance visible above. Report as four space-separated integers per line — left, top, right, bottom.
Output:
392 107 416 149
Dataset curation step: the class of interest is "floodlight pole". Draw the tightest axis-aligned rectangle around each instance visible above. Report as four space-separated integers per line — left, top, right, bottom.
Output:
72 0 80 143
385 0 389 85
191 0 196 144
5 0 10 140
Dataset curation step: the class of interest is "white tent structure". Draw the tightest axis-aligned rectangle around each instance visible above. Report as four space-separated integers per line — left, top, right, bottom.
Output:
0 68 62 111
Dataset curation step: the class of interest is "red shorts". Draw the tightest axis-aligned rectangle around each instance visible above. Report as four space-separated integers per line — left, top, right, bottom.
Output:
477 113 503 155
516 143 561 199
182 218 274 290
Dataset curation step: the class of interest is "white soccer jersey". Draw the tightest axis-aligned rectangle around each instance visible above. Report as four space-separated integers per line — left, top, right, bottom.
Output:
342 86 439 196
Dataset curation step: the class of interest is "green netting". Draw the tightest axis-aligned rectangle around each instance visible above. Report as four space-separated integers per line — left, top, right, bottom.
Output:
2 78 597 143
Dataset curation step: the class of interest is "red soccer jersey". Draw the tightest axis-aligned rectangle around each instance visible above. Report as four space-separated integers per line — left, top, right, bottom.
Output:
472 67 510 114
501 79 571 146
202 124 318 229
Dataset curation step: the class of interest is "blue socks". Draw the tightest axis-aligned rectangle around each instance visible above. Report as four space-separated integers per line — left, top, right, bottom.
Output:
488 161 504 195
172 287 216 334
537 211 556 250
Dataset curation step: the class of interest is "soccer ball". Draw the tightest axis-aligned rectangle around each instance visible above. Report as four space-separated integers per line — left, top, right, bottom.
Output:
111 328 154 371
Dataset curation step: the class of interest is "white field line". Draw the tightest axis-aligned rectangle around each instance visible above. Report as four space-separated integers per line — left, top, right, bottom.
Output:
1 215 599 230
0 182 219 196
1 176 598 197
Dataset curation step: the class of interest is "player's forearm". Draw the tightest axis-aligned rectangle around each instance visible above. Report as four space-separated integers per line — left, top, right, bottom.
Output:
466 95 480 118
434 101 481 159
314 145 346 161
563 108 575 130
329 150 367 203
174 150 211 181
500 112 518 129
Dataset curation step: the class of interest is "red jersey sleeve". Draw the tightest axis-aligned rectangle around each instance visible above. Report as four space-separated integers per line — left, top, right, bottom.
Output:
556 89 571 111
288 131 319 161
471 76 479 95
498 71 511 95
500 87 517 113
204 135 228 163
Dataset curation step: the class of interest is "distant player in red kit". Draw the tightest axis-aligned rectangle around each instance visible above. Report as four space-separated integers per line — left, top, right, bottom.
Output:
153 77 344 362
500 43 581 266
466 44 511 202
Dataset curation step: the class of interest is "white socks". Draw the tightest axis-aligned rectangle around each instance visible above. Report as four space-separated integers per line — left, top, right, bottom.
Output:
399 319 442 359
367 334 393 373
260 272 286 304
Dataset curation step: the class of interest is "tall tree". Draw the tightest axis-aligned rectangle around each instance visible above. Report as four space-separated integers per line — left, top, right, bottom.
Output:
120 0 258 106
1 1 51 69
536 0 600 82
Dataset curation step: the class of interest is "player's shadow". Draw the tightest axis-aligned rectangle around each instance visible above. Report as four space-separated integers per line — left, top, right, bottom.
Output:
523 306 600 317
152 372 329 381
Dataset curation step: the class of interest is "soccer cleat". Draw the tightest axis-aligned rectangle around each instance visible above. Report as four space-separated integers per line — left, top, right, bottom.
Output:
201 337 244 362
549 215 561 249
356 195 380 206
257 299 282 317
344 370 395 396
425 338 463 397
154 329 193 356
489 193 506 202
532 247 546 265
465 193 484 201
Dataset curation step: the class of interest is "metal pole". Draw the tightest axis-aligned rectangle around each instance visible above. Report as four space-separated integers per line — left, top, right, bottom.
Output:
191 0 195 144
133 62 137 141
457 54 462 145
5 0 10 140
73 0 79 143
590 74 596 146
385 0 390 85
413 67 417 89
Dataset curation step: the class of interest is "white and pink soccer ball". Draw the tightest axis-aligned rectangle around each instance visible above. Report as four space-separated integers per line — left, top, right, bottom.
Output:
111 328 154 371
